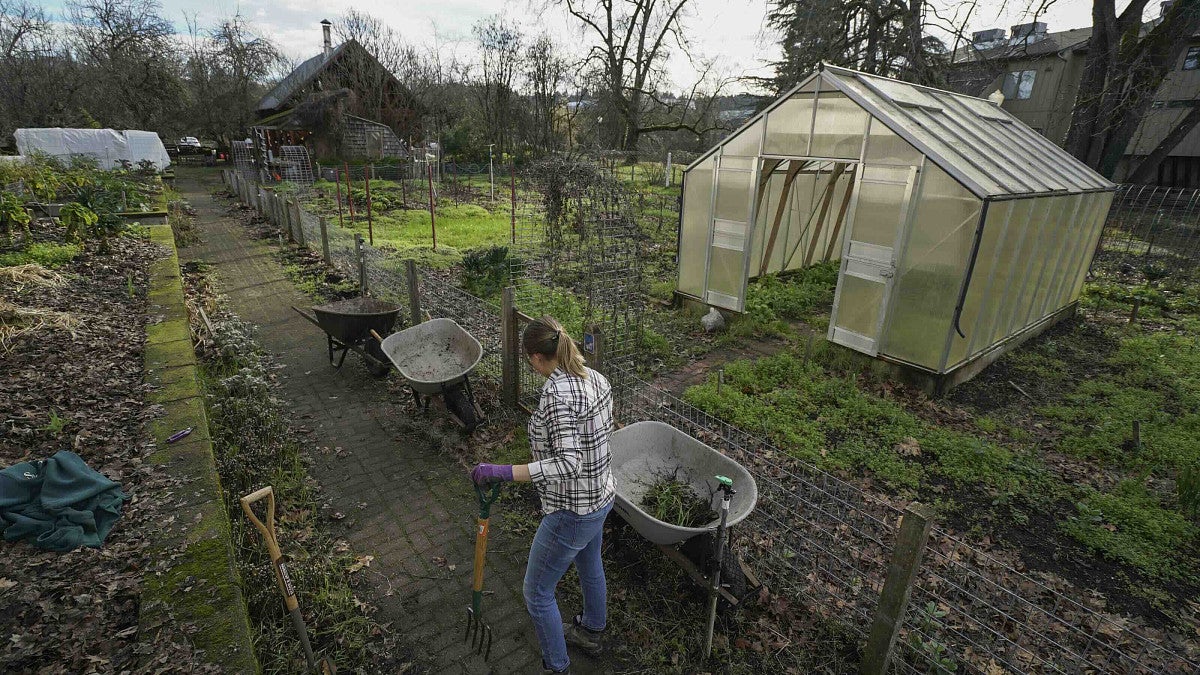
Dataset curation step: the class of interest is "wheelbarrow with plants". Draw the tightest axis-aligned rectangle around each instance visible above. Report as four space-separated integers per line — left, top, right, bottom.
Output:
291 297 401 377
374 318 486 431
609 421 761 608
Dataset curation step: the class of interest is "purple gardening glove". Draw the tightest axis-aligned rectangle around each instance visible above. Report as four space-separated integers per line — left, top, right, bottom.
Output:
470 463 514 485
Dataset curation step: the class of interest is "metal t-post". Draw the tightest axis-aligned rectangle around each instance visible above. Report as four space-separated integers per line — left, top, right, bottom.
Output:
355 233 366 297
319 216 330 266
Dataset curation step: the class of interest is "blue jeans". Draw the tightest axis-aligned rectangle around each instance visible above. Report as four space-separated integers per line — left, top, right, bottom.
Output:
523 500 613 672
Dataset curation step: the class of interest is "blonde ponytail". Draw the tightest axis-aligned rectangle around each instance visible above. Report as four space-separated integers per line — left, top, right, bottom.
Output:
522 315 588 378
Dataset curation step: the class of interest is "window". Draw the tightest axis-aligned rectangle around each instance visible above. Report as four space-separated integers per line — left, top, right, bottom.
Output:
1184 46 1200 70
1001 70 1037 100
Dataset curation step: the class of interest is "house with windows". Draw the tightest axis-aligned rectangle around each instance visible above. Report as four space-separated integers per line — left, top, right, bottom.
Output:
252 20 419 163
949 13 1200 187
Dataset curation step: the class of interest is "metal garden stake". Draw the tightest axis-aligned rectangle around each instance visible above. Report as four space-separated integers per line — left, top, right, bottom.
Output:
465 481 502 660
240 486 335 674
704 475 735 659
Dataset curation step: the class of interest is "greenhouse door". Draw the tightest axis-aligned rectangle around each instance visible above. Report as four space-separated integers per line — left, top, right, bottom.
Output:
828 166 918 355
704 158 757 311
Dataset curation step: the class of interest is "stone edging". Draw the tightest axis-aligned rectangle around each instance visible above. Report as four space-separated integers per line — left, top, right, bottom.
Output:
137 223 259 673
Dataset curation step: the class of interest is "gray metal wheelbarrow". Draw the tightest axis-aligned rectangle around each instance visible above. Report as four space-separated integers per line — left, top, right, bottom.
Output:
610 421 760 606
292 297 401 377
378 318 486 431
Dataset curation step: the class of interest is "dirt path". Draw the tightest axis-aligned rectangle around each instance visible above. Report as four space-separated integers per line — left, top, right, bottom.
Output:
176 171 605 674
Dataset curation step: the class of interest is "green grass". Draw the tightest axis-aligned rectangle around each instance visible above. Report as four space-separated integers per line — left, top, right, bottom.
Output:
0 242 81 268
682 337 1199 582
639 473 714 527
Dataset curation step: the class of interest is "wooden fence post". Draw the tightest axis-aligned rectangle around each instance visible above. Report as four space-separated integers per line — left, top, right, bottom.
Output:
584 323 605 373
292 198 305 247
355 233 366 296
501 287 518 406
319 216 331 266
405 259 421 325
860 503 934 675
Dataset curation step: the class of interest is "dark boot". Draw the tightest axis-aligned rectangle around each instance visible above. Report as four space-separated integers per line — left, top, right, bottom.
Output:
562 614 604 657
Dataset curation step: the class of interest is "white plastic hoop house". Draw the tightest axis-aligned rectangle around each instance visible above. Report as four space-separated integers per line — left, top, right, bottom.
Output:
678 63 1115 376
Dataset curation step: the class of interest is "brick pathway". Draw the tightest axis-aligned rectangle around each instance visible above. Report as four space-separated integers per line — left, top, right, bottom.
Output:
178 173 606 674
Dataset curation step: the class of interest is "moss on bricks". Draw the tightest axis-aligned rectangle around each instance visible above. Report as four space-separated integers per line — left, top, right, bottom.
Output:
139 509 257 672
139 222 258 673
147 393 212 446
146 316 191 346
148 367 203 404
145 337 196 371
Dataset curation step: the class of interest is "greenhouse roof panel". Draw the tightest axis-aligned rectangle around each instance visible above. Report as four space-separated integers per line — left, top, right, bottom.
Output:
823 65 1114 197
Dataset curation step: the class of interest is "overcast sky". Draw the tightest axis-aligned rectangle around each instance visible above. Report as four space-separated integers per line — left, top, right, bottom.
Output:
41 0 1144 93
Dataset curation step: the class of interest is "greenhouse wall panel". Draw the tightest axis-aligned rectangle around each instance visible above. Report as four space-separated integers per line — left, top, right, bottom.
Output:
1069 191 1115 300
980 199 1034 347
946 199 1014 367
880 164 980 370
810 91 869 159
764 94 815 156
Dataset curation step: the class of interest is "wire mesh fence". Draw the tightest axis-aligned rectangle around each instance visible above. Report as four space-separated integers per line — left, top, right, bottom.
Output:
220 167 1200 674
1093 184 1200 277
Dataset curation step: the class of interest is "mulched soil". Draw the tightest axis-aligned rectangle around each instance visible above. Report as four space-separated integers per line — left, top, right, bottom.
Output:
0 221 216 673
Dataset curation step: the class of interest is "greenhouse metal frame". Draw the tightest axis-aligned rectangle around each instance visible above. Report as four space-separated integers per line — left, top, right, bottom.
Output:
678 63 1115 377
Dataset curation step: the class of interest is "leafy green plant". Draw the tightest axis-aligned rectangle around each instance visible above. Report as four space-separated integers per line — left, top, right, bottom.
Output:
462 245 510 297
907 602 958 673
0 242 80 268
59 202 97 243
639 472 714 527
0 192 32 245
41 410 68 435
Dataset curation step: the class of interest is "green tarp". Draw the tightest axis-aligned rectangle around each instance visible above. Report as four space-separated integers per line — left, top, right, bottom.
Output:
0 450 127 552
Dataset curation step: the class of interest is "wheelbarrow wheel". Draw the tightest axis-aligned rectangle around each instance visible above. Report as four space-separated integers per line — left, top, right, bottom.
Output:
680 533 749 606
444 383 480 432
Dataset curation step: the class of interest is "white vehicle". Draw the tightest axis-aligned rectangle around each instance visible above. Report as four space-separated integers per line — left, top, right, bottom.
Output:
178 137 201 148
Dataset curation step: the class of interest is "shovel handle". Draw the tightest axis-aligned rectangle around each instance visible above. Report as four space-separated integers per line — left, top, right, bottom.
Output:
240 486 280 558
370 329 384 343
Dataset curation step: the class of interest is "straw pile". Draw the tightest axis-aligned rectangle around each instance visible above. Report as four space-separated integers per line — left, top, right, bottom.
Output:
0 299 80 352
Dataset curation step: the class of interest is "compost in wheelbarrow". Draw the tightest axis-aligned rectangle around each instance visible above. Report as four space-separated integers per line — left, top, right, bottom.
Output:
379 318 486 431
610 421 760 605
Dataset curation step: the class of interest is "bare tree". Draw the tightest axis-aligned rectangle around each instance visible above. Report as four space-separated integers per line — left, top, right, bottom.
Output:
1065 0 1200 178
471 15 524 156
183 14 281 145
67 0 184 131
0 0 84 139
525 33 570 152
555 0 728 153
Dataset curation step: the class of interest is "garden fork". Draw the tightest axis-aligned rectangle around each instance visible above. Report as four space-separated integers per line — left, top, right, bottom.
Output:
240 486 336 675
464 480 502 660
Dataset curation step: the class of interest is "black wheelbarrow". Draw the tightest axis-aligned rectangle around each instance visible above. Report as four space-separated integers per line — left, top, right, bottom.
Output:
292 297 401 377
375 318 487 431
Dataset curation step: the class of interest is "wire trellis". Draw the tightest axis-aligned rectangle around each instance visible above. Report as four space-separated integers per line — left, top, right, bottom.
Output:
222 167 1200 674
1092 184 1200 277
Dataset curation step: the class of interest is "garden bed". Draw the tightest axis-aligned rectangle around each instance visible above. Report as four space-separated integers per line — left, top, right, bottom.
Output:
679 267 1200 642
0 218 216 671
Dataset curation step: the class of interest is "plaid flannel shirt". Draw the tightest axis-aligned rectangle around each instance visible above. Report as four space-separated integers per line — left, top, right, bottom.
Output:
527 367 616 515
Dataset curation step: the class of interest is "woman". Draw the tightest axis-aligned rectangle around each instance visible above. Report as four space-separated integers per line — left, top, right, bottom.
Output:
470 316 615 675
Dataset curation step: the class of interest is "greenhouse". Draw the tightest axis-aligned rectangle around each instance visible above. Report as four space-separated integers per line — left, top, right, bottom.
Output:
678 63 1115 380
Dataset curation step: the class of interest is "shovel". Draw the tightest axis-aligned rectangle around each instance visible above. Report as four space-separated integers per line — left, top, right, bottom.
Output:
465 480 502 660
240 486 336 675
